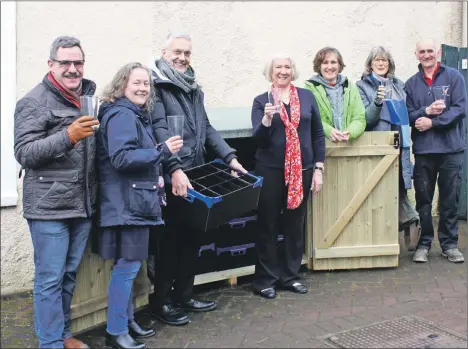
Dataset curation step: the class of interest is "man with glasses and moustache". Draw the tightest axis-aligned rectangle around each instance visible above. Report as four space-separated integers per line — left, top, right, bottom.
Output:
405 38 466 264
14 36 99 348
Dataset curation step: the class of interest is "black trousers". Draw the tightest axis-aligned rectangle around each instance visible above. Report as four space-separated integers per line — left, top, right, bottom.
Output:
252 166 313 292
148 200 199 308
413 152 464 251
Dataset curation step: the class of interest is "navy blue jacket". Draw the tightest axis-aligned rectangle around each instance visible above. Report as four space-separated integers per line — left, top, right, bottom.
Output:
405 64 466 154
251 87 325 169
96 97 169 227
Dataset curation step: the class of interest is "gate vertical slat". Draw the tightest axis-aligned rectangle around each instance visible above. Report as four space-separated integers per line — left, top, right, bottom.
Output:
441 44 467 220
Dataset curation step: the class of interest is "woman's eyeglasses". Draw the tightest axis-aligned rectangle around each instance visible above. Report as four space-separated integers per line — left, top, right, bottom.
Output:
372 58 389 65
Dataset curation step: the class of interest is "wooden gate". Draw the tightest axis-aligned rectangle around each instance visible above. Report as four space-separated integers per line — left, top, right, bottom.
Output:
306 132 400 270
70 242 149 333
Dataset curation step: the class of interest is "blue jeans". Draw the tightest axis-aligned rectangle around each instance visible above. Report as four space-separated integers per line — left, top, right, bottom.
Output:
107 258 142 335
28 218 91 348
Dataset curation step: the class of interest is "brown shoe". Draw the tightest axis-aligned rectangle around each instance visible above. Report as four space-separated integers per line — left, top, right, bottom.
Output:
64 337 90 349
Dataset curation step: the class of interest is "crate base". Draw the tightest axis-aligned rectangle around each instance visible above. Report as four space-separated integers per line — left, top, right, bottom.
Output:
194 257 309 286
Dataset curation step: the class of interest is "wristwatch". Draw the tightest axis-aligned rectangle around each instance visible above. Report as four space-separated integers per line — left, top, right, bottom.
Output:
314 166 324 173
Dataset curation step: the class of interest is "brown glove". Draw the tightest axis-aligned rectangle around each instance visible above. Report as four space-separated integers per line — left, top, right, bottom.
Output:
67 116 99 144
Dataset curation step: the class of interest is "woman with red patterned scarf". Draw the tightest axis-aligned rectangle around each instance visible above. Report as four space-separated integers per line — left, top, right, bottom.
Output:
251 54 326 299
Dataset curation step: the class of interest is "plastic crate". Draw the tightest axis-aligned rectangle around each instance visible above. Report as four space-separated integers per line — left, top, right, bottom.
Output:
168 159 263 232
215 215 257 271
195 214 286 274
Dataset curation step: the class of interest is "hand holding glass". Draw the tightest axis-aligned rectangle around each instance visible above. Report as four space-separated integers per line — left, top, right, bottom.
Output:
432 86 449 108
382 80 392 100
268 87 282 114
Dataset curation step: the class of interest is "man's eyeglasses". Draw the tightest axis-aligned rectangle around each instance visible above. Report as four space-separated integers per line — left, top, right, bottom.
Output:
52 59 85 68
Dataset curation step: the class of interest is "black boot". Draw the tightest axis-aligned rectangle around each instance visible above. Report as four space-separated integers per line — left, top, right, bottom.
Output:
105 332 146 349
128 320 155 339
150 304 189 326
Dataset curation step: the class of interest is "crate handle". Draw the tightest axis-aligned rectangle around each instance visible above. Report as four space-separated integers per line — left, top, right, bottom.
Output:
231 248 247 256
185 189 222 208
198 243 215 257
230 222 246 229
183 192 195 203
212 158 263 188
252 175 263 189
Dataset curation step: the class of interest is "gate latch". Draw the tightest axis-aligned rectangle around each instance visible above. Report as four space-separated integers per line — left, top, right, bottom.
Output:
393 133 400 149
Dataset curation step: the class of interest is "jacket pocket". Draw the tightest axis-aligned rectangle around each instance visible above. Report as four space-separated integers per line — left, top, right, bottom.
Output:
178 146 193 159
50 109 82 118
33 170 79 210
128 181 161 217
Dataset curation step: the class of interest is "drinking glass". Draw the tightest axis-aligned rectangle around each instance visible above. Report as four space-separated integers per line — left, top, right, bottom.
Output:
80 95 99 117
167 115 185 140
267 87 282 114
80 95 99 129
382 79 393 100
432 85 449 102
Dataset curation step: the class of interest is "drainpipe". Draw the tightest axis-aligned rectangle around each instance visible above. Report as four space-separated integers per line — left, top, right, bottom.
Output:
463 1 467 47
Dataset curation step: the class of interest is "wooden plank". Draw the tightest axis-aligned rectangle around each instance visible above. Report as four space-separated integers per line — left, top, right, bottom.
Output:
312 255 399 270
318 153 399 249
324 131 397 148
71 293 147 334
326 145 399 157
71 276 149 320
314 244 400 259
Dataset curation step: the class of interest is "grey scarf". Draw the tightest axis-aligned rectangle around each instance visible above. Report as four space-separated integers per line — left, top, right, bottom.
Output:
155 58 198 94
311 74 346 130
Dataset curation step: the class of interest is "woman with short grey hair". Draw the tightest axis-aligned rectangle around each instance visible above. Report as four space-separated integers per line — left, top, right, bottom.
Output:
356 46 420 245
356 46 399 130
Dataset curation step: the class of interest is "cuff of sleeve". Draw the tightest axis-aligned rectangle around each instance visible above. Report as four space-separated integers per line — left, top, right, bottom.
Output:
62 128 75 149
161 142 172 160
224 153 237 164
421 107 428 117
431 117 441 127
167 162 182 175
374 100 383 107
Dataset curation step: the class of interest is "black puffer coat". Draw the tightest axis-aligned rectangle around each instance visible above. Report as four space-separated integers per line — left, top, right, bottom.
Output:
149 62 237 175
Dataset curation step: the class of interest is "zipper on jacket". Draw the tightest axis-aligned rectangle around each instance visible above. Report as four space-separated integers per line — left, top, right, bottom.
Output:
181 94 202 161
169 93 177 105
316 86 333 122
83 137 91 217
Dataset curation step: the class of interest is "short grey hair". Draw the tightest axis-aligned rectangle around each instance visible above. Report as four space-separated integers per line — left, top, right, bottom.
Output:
363 46 396 77
164 32 192 49
49 36 85 60
263 54 299 82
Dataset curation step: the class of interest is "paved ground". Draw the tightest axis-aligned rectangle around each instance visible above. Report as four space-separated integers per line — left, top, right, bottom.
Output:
2 219 467 348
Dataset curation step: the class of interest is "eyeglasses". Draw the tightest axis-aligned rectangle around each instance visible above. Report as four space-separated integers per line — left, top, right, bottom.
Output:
172 49 191 58
372 58 389 64
51 59 85 68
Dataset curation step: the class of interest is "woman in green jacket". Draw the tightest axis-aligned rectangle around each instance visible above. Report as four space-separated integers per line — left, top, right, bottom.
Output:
305 47 366 142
